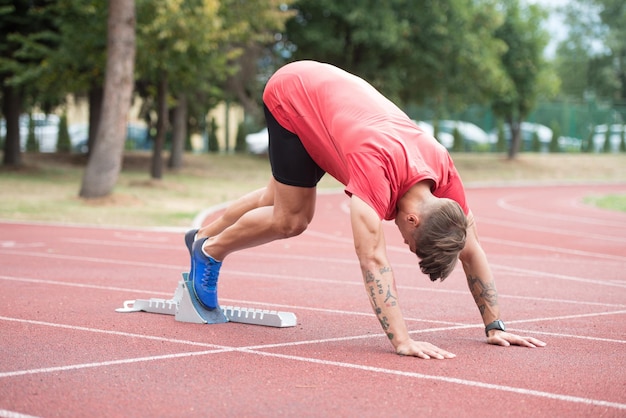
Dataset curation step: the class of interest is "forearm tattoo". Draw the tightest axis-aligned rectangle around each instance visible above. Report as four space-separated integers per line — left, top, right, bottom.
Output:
364 266 396 340
466 275 498 316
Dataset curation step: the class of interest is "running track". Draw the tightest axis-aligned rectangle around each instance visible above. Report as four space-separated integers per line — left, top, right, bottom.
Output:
1 184 625 417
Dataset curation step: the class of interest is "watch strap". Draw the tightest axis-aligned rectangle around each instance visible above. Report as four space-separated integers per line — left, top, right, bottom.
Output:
485 320 506 336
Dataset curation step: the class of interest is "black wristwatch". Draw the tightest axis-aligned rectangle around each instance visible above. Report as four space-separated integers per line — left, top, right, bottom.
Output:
485 320 506 336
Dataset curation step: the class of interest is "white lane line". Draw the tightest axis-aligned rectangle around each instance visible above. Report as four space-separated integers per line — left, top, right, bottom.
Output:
0 349 232 379
1 316 625 412
0 250 183 270
1 274 624 311
238 349 626 411
0 409 41 418
479 236 626 262
3 245 624 292
478 217 626 243
0 316 227 349
490 264 626 288
496 195 626 228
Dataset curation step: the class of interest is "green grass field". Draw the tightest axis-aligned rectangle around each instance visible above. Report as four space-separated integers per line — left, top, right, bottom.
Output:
1 152 625 227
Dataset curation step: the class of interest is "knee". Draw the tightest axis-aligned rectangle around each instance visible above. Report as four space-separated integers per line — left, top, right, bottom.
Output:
275 216 309 238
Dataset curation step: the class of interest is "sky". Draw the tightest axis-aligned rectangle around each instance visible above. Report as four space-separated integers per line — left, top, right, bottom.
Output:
526 0 570 57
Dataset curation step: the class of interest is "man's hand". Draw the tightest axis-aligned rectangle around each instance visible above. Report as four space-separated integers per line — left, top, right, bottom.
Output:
395 338 456 359
487 330 547 348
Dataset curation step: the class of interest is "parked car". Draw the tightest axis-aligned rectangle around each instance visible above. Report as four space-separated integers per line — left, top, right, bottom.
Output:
413 120 454 148
0 114 63 152
488 122 553 150
245 128 269 155
591 124 625 152
245 121 483 154
70 122 151 153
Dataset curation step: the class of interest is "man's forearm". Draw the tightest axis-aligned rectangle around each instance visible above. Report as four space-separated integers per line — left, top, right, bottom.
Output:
362 264 410 348
465 272 499 325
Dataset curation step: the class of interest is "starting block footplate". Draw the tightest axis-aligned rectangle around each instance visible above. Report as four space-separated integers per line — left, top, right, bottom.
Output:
116 273 297 328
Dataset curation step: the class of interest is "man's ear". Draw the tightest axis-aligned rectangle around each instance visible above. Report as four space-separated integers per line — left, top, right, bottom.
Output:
407 213 420 227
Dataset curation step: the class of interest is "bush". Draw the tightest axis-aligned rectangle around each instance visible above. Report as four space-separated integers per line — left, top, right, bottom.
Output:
56 113 71 153
207 117 219 153
26 114 39 152
549 121 561 153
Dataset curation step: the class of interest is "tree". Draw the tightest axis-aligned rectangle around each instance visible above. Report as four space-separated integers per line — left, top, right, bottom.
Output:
284 0 507 112
79 0 136 198
491 0 553 159
135 0 231 178
0 0 59 166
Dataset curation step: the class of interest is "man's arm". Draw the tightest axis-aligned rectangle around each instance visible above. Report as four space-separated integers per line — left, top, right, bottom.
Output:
350 196 455 359
459 214 546 348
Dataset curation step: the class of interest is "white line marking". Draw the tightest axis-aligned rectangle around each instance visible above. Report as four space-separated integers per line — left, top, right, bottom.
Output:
1 316 625 411
0 316 226 349
496 195 626 228
238 349 626 411
479 236 626 262
1 274 624 311
491 264 626 288
0 349 232 379
480 216 626 243
0 410 41 418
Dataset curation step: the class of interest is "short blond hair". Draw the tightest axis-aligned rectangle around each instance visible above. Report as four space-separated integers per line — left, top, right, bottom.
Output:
412 199 468 281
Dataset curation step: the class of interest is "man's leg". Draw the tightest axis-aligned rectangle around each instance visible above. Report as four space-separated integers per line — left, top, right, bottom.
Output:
189 178 316 309
202 178 316 261
197 185 274 239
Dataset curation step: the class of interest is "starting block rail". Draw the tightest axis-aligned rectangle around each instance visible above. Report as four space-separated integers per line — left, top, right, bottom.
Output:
116 273 297 328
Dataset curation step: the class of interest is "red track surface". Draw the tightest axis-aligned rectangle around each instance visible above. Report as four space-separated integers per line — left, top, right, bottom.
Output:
1 184 625 417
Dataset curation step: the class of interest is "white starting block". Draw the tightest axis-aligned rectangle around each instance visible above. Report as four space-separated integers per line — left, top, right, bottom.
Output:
116 273 297 328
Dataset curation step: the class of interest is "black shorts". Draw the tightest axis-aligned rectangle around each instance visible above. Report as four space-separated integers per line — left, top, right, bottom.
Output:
264 104 326 188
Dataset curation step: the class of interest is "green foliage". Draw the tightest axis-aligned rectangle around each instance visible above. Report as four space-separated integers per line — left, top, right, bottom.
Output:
620 127 626 153
491 0 551 158
286 0 508 108
234 119 259 153
496 121 507 152
603 127 612 153
56 112 71 153
25 114 38 152
452 126 464 152
530 130 541 152
549 121 561 153
207 117 219 153
555 0 625 104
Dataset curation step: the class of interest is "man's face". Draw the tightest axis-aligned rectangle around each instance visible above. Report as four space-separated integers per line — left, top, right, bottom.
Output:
395 215 418 254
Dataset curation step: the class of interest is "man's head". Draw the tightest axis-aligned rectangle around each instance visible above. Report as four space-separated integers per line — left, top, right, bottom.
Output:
396 198 468 281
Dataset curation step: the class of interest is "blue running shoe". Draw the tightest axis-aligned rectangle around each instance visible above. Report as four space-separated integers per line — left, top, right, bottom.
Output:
184 228 199 256
190 238 222 309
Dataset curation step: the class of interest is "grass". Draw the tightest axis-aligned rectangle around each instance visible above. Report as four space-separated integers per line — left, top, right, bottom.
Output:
1 151 625 227
584 194 626 212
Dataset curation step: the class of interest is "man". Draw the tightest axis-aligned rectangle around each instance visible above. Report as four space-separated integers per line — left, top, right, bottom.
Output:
186 60 546 359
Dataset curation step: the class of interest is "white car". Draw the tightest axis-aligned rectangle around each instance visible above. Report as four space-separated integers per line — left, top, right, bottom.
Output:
413 120 454 148
489 122 553 145
592 124 625 152
0 114 60 152
245 128 269 155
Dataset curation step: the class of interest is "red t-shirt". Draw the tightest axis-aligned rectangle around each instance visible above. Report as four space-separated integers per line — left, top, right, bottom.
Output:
263 61 469 220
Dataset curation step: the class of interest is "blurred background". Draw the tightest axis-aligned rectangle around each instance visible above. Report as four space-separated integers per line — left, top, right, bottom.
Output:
1 0 624 171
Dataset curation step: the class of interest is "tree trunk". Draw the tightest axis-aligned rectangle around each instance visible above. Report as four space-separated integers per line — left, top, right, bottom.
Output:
507 118 522 160
79 0 136 198
1 85 22 167
87 83 104 156
168 94 187 169
151 71 168 179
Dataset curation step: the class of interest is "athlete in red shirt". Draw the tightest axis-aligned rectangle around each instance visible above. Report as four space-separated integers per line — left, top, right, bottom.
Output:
188 61 545 358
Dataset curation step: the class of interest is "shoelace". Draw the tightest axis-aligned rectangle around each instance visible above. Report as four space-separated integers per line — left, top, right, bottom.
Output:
201 261 220 289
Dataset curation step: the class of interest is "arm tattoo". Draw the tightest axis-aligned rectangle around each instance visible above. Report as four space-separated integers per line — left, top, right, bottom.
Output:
467 275 498 316
364 267 396 341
